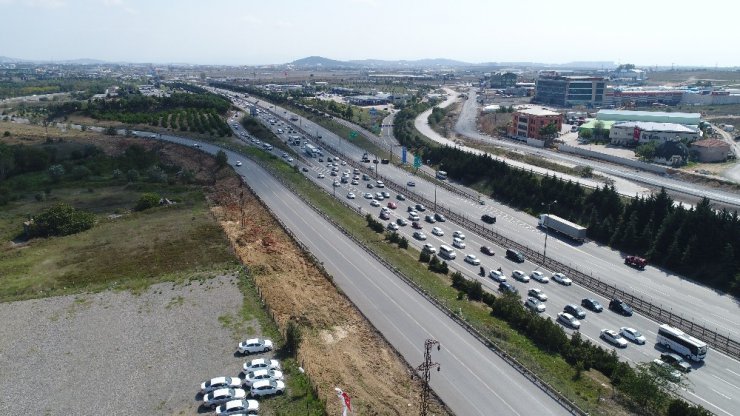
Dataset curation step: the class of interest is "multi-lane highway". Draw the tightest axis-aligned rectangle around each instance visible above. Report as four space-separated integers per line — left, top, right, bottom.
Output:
150 131 575 416
215 95 740 415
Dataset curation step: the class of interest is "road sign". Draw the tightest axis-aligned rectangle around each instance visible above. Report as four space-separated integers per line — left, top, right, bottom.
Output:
349 131 358 140
413 155 421 169
402 146 407 164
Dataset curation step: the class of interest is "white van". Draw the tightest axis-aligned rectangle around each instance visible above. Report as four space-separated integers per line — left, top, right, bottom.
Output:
263 143 273 151
439 244 456 260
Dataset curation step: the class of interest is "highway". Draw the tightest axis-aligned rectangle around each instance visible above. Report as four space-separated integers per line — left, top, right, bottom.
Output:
214 94 740 415
149 131 575 416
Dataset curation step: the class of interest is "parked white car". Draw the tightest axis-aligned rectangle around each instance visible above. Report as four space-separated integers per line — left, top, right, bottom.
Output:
242 358 280 373
201 376 243 394
237 338 273 355
215 399 259 415
249 379 286 397
204 388 247 409
243 369 284 387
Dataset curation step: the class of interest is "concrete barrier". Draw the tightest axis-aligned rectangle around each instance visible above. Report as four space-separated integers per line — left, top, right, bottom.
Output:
558 144 668 174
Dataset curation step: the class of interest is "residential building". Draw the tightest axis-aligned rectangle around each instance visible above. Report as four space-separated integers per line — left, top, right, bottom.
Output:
691 139 732 162
534 75 606 107
508 106 563 140
609 121 701 146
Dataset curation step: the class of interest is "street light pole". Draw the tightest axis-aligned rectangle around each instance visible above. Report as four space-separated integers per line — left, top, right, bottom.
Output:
542 200 557 262
434 182 438 213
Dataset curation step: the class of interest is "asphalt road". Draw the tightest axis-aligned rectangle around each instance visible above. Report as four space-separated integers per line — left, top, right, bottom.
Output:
149 131 575 416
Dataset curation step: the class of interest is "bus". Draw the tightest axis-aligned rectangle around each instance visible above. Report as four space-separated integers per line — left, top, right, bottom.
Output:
436 170 447 180
656 324 707 361
305 143 320 158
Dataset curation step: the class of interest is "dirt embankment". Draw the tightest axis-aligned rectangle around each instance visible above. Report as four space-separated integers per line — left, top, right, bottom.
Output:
209 178 448 415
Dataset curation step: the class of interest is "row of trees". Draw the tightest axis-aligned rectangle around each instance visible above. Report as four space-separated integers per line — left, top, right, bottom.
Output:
419 145 740 295
393 102 435 150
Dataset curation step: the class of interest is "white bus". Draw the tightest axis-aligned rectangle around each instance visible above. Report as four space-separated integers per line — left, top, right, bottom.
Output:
438 244 456 260
436 170 447 180
656 324 707 361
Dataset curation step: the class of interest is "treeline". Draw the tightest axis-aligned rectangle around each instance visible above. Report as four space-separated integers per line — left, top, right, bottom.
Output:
86 92 230 115
421 145 740 295
0 77 118 99
392 102 435 150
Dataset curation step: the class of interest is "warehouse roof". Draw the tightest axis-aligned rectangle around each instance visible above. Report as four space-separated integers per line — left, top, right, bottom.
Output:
612 121 699 133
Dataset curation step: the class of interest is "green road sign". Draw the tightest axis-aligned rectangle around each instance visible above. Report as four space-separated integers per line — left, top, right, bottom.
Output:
349 131 358 140
413 155 422 168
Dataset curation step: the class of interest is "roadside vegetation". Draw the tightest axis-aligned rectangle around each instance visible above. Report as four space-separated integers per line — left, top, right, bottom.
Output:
0 77 122 100
428 103 460 138
234 142 710 416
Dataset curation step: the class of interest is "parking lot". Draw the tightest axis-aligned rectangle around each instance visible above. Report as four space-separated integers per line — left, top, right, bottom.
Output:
0 275 250 415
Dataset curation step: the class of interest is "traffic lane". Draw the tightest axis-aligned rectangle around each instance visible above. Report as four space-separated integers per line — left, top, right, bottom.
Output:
242 157 572 416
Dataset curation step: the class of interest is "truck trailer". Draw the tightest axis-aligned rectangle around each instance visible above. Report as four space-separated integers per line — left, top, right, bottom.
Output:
538 214 587 242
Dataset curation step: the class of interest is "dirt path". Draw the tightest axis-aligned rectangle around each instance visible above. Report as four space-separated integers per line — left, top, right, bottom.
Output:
209 177 448 415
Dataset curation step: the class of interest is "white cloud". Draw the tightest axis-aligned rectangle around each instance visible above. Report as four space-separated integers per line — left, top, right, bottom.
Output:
100 0 138 14
349 0 378 6
22 0 66 7
275 19 292 29
239 15 261 25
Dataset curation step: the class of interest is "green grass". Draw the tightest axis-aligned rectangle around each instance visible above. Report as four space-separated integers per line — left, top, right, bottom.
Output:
245 150 623 415
0 183 237 302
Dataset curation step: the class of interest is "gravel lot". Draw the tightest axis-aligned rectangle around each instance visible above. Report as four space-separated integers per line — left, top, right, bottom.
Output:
0 275 254 415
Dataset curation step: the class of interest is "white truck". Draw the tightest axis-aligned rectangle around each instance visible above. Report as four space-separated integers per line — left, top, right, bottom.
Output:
538 214 586 242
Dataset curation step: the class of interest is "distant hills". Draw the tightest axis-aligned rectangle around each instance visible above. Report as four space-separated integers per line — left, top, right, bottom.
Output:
288 56 618 70
0 56 108 65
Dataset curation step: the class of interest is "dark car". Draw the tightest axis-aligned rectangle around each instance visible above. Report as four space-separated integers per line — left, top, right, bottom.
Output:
581 298 603 312
434 213 446 222
505 249 525 263
481 214 497 224
415 204 426 212
411 222 422 229
609 299 633 316
302 167 309 172
660 352 692 373
424 215 436 223
563 304 586 319
480 246 495 256
499 282 518 294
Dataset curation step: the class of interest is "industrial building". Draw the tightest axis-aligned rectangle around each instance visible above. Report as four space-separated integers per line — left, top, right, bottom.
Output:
534 75 606 107
609 121 701 146
690 139 732 162
596 109 701 125
606 88 685 107
507 106 563 140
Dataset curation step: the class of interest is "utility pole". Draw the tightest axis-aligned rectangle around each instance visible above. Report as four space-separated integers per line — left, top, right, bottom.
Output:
414 339 440 416
542 200 557 262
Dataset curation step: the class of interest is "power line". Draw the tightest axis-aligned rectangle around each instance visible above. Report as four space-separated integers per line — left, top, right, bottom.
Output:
414 339 440 416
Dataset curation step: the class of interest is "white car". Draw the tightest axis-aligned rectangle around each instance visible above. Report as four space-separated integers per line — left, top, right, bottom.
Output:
464 254 480 265
376 181 385 188
363 192 373 199
387 222 399 231
287 157 293 162
422 243 437 254
600 329 628 348
527 288 548 301
317 173 325 179
453 231 466 240
237 338 273 355
452 238 465 249
201 377 243 394
250 379 286 397
530 271 549 283
552 272 572 285
370 200 380 207
620 327 646 345
431 227 444 236
215 399 259 415
512 270 529 282
489 269 506 282
557 312 581 329
243 369 284 387
346 192 356 199
409 213 420 221
351 180 359 185
374 192 384 200
525 297 546 313
204 388 247 409
332 180 340 187
413 231 427 240
243 358 280 373
235 161 242 167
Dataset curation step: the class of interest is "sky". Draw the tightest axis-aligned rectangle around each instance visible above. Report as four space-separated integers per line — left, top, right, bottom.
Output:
2 0 739 67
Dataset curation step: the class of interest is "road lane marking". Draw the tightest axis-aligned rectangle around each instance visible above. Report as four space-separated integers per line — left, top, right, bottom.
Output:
713 375 740 391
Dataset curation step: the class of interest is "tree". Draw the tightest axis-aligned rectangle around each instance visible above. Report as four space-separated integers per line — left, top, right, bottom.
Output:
126 169 140 182
47 164 65 183
284 320 302 357
579 129 593 140
28 203 96 237
215 150 228 169
70 165 92 180
635 141 658 160
539 122 558 139
593 121 606 140
135 192 161 211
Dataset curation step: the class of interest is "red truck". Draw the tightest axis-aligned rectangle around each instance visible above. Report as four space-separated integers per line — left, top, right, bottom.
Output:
625 256 647 270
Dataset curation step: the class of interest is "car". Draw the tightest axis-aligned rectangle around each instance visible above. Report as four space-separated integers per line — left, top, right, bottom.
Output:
302 167 309 172
407 181 416 187
235 161 243 167
396 194 406 201
351 179 359 185
581 298 603 312
249 379 286 397
651 359 682 382
346 192 356 199
557 312 581 329
366 183 374 189
215 399 260 415
452 238 465 249
396 218 408 226
318 158 324 162
374 192 384 200
609 299 633 316
409 213 420 221
505 249 525 263
489 269 506 282
380 206 390 213
201 377 243 394
193 143 201 148
407 206 416 212
376 181 385 188
379 211 390 220
600 329 628 348
332 181 340 187
452 231 466 240
242 358 280 373
243 369 285 387
415 204 426 212
530 271 549 283
511 270 529 282
326 163 333 168
204 388 247 409
620 327 646 345
528 288 548 301
318 173 325 179
370 200 380 207
525 297 546 312
481 214 496 224
413 231 427 240
498 282 518 294
552 272 572 285
660 352 692 373
480 246 494 256
464 254 481 265
381 191 390 198
341 160 347 166
387 222 399 231
425 215 436 223
422 243 437 254
411 221 422 229
431 227 444 236
330 171 338 177
563 304 586 319
387 202 397 209
237 338 273 355
434 213 446 222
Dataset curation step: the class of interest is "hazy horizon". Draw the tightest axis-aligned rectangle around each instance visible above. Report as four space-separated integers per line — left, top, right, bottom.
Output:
3 0 739 67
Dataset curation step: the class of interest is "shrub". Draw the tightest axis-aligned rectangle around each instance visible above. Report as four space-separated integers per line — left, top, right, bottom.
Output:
419 250 431 263
398 236 409 249
126 169 140 182
47 164 65 183
70 165 92 180
28 203 95 237
284 320 302 358
135 192 161 211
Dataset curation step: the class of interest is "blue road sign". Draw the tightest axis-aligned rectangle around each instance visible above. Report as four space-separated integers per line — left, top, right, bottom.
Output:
402 146 407 164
